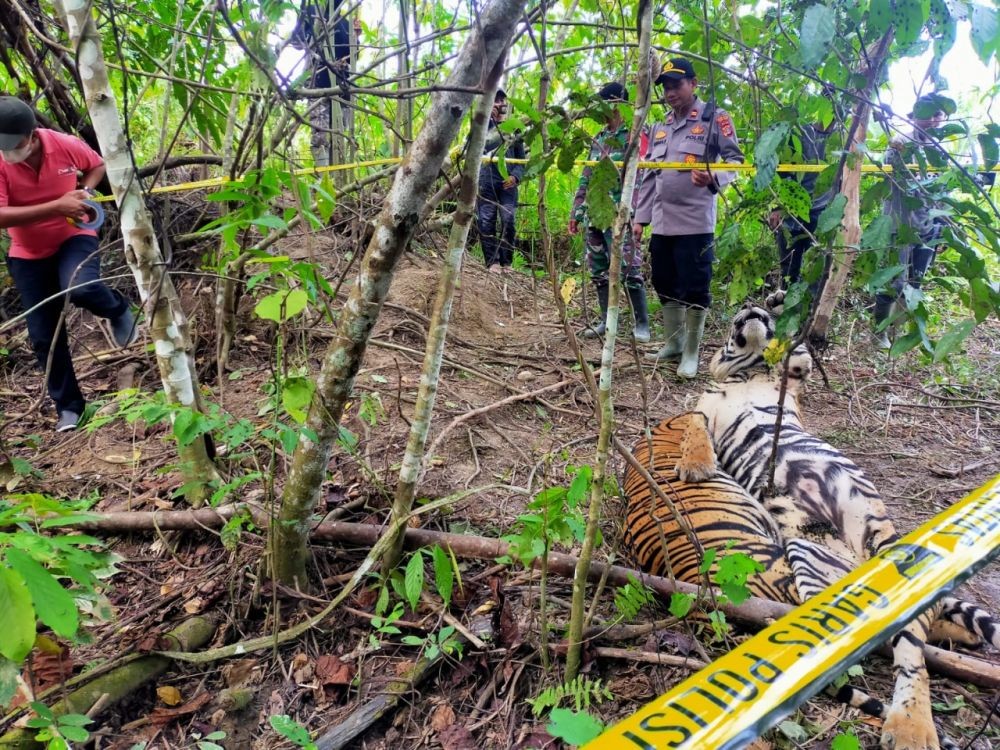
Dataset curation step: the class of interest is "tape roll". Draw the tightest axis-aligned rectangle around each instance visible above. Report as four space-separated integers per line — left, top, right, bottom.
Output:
70 199 105 231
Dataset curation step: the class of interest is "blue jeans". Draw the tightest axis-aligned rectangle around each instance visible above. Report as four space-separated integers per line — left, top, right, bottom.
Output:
7 235 128 415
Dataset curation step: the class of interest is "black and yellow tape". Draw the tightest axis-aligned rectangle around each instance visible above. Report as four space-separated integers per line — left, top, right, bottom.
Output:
584 473 1000 750
88 157 994 203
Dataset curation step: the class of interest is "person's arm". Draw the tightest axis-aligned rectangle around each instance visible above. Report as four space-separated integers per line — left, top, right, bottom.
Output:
694 112 744 192
79 164 106 193
506 135 526 184
0 190 90 228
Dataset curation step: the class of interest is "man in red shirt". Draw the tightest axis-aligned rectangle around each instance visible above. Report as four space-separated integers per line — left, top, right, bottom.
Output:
0 97 136 432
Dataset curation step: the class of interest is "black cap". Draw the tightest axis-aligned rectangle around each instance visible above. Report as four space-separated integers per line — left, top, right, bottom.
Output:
0 97 36 150
495 88 507 100
655 57 696 84
598 82 628 102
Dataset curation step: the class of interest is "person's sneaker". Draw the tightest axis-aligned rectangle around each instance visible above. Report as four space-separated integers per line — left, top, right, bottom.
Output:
56 410 80 433
110 307 138 348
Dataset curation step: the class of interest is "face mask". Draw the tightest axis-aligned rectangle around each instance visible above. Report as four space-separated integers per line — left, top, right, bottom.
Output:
2 137 33 164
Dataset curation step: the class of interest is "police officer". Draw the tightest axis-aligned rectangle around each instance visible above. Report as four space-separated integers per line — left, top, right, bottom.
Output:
633 58 744 377
569 82 650 342
477 89 525 273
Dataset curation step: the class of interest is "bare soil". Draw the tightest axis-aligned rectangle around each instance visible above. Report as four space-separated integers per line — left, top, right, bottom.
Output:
1 231 999 750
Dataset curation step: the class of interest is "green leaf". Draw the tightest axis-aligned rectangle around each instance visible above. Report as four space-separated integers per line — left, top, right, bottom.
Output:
250 214 287 230
861 215 894 250
0 657 18 706
254 289 309 323
5 549 78 639
669 592 694 618
832 733 862 750
546 708 605 746
585 157 620 231
403 552 424 612
816 194 847 233
281 376 315 424
778 720 810 742
59 725 90 742
268 715 316 749
431 546 454 609
697 548 718 575
868 0 893 34
977 134 998 170
970 5 999 64
0 568 36 662
933 319 975 362
754 122 790 190
866 264 907 293
567 465 592 508
775 178 812 221
894 0 928 44
800 4 836 69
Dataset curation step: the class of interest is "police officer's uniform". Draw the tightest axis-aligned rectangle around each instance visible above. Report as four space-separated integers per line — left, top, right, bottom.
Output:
634 94 744 308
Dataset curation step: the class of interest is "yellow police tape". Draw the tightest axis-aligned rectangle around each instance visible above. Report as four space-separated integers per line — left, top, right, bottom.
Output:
584 472 1000 750
89 156 995 203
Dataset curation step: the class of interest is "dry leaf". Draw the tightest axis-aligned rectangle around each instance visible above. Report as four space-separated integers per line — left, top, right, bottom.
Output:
560 276 578 305
439 724 476 750
149 691 212 725
315 655 353 686
183 596 205 614
745 740 773 750
156 685 183 706
430 703 457 732
221 659 258 688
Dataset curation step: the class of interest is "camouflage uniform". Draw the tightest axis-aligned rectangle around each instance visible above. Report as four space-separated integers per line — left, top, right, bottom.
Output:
572 122 644 290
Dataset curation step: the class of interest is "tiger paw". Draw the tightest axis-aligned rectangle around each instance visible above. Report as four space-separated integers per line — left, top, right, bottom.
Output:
676 413 718 482
881 709 940 750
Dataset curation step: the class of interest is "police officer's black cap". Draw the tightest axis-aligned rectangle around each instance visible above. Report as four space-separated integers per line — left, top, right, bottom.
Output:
495 88 507 100
598 82 628 102
0 97 36 150
655 58 696 84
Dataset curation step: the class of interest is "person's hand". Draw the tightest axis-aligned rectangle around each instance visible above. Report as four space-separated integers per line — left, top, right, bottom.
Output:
502 176 518 190
632 223 645 244
691 169 716 188
53 190 90 221
768 210 784 230
568 219 579 235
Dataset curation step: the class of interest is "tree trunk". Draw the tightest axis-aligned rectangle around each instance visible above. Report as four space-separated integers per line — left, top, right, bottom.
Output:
565 0 653 680
0 616 216 749
809 33 893 346
272 0 526 590
382 51 508 571
58 0 221 506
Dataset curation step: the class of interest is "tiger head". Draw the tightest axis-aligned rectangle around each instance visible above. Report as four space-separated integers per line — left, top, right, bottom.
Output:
710 302 814 384
710 303 775 380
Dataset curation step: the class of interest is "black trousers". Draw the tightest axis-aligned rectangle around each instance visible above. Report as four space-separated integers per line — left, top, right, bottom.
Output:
776 211 821 285
648 233 714 308
476 170 518 267
7 235 128 415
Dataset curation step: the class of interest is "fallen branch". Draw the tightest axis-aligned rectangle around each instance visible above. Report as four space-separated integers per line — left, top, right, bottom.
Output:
0 616 216 748
54 507 1000 688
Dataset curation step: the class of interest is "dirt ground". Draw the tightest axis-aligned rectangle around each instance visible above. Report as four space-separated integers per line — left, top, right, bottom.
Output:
1 229 999 750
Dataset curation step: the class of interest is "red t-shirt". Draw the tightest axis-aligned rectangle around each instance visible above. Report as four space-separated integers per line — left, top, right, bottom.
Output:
0 129 103 260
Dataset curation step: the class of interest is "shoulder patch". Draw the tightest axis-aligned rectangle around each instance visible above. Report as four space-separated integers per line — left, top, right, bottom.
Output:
716 114 734 137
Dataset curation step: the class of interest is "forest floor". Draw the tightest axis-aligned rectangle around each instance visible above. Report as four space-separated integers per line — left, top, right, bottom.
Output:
2 227 1000 750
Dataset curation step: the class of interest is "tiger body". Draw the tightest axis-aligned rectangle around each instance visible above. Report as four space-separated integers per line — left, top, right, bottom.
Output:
676 302 997 750
624 411 799 604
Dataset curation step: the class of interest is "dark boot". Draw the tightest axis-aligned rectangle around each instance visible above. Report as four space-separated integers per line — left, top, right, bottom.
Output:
627 285 651 343
582 282 609 338
872 295 893 350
